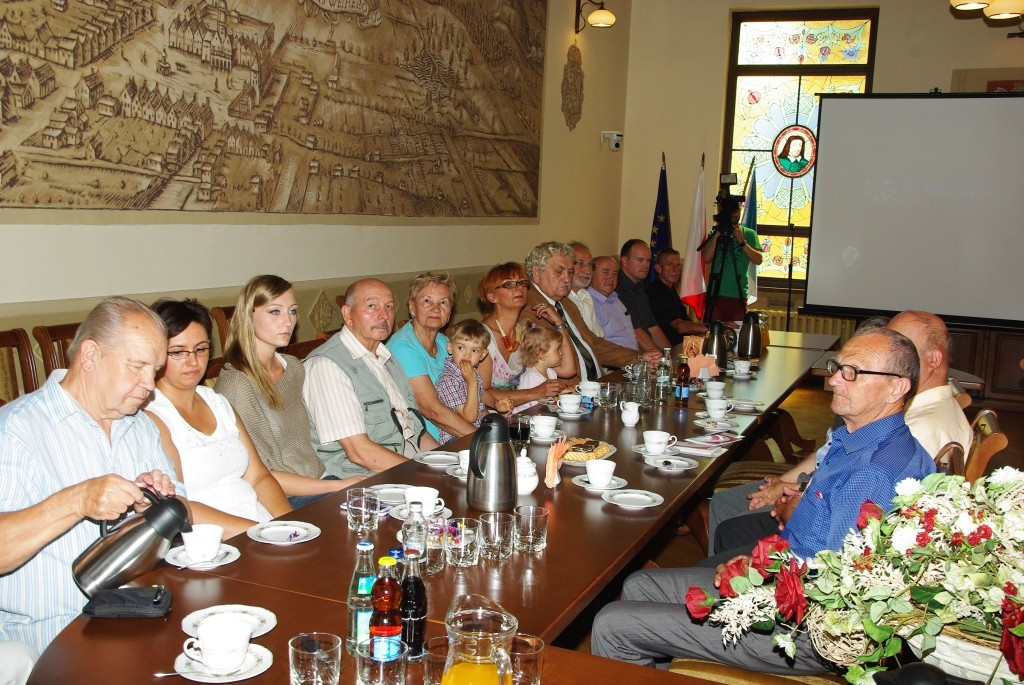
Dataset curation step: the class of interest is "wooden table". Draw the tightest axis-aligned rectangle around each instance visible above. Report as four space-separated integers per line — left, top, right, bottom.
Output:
766 330 840 351
30 346 824 683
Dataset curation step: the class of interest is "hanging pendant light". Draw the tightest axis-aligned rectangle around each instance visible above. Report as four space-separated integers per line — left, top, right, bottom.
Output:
950 0 989 9
983 0 1024 18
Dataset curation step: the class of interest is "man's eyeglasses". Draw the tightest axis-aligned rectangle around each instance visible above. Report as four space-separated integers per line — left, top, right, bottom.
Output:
573 259 594 269
167 346 212 361
825 358 902 382
496 279 530 290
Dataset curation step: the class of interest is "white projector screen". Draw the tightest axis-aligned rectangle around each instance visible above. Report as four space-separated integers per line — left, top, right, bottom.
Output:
805 94 1024 327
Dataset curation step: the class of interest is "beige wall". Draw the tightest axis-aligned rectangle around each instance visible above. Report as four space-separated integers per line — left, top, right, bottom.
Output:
0 0 633 313
617 0 1023 250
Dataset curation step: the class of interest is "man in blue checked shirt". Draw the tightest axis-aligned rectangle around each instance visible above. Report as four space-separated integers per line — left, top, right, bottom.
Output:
591 327 934 675
0 297 186 674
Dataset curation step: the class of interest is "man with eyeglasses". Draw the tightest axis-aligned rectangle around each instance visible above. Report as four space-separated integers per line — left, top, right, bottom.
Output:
707 312 970 554
520 242 658 384
592 327 934 674
567 241 604 338
0 297 185 666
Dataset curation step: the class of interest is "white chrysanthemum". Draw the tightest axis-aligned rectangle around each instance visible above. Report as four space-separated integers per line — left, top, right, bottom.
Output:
890 523 922 555
709 586 777 646
952 511 979 536
982 585 1006 614
895 478 923 497
988 466 1024 487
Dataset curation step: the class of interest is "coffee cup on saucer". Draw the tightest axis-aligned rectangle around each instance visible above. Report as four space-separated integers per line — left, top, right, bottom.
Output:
705 398 734 420
405 486 445 514
531 415 558 438
733 360 752 376
182 524 223 563
585 460 615 488
705 381 726 400
642 430 677 455
557 393 582 413
183 615 251 675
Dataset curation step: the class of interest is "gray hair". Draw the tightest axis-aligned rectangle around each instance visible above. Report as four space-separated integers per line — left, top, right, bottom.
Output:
850 326 920 397
857 316 890 332
568 240 592 254
68 296 166 362
525 241 574 279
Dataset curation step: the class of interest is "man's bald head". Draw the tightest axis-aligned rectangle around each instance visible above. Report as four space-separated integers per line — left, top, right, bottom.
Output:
887 310 951 392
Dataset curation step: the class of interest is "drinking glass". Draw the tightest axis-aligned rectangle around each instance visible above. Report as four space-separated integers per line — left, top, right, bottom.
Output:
347 488 380 533
422 636 449 685
355 639 408 685
444 518 480 567
423 513 447 576
514 506 549 553
478 512 514 561
597 382 620 408
510 633 545 685
289 632 342 685
508 415 530 453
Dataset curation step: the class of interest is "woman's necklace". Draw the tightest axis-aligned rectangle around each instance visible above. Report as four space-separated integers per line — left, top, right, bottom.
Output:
493 316 520 352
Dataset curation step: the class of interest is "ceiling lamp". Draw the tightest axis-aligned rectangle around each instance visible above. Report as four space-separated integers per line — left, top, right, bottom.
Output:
950 0 989 9
575 0 616 34
983 0 1024 18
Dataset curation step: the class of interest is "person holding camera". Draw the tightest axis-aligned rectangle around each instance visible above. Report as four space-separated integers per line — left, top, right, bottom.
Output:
700 201 762 322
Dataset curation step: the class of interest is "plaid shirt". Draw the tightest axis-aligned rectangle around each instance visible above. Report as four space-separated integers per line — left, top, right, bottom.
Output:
434 357 484 444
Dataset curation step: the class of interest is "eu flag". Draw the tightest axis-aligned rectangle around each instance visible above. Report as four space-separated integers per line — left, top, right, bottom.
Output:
647 154 671 284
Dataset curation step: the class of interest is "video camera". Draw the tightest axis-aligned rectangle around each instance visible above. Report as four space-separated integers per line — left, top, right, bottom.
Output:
713 174 744 236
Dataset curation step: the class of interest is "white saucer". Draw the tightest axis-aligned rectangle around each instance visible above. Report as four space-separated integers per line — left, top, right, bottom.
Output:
174 643 272 683
531 429 567 444
367 483 412 504
731 373 754 380
181 605 277 638
413 451 459 467
630 444 681 458
166 544 240 571
693 419 737 433
644 456 699 471
675 445 728 458
390 504 452 521
557 408 592 420
685 433 741 446
246 521 321 545
445 465 468 481
601 489 664 509
571 474 627 491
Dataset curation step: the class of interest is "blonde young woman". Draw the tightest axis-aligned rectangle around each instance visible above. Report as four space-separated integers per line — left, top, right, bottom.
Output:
146 299 291 538
214 275 364 508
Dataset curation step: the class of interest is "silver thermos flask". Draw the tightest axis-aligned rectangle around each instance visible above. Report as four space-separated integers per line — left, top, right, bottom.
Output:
466 414 517 512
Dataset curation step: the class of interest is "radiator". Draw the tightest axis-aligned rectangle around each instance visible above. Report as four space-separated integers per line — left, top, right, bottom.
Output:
762 309 858 345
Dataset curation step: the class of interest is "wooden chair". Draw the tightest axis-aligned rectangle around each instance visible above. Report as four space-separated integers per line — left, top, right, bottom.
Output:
211 306 235 351
934 441 965 477
33 322 80 377
766 409 817 464
948 377 972 411
202 357 224 387
965 409 1008 483
283 336 330 360
0 327 39 397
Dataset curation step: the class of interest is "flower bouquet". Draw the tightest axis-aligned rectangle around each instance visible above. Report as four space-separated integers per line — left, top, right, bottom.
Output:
686 468 1024 683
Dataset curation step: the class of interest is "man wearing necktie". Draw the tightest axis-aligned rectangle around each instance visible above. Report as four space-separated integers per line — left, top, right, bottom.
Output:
520 242 659 385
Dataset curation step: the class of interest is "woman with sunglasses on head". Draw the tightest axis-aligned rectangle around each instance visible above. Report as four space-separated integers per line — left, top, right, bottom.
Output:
214 275 365 508
476 262 575 409
146 298 292 538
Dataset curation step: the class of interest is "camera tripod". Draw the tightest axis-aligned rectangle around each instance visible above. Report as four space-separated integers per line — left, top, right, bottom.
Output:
697 223 748 325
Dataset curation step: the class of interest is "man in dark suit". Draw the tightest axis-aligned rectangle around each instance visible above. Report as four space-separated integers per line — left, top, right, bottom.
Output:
519 241 658 384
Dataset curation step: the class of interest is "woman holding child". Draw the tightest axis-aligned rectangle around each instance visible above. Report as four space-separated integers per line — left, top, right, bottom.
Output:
476 263 575 410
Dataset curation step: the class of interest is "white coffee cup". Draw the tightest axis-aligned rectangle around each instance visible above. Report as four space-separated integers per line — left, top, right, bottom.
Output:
458 449 470 473
530 415 558 438
733 360 752 376
556 393 582 413
575 381 600 398
585 460 616 487
405 486 445 514
705 381 726 400
642 430 677 455
705 398 735 420
183 615 251 675
182 523 223 563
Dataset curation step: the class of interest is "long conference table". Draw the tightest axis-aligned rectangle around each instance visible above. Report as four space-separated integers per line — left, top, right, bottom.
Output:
29 345 825 684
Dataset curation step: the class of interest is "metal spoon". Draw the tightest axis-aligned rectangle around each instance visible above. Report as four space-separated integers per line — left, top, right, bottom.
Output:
152 672 183 678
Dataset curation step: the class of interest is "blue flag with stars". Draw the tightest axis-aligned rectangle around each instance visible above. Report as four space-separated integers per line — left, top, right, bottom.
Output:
647 156 671 284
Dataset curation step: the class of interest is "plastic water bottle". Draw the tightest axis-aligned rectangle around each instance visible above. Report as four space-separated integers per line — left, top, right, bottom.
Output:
655 348 672 404
402 502 427 560
346 540 376 653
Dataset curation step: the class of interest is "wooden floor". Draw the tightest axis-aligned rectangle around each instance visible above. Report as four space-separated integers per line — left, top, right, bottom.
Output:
555 377 1024 654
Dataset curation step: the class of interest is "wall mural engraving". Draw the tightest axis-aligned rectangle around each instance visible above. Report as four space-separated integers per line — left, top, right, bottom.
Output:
0 0 546 217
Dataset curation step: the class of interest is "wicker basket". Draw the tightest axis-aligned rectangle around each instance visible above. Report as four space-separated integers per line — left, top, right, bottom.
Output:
806 606 870 668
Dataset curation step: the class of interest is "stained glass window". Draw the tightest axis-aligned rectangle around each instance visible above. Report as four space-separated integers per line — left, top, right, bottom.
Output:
724 10 877 285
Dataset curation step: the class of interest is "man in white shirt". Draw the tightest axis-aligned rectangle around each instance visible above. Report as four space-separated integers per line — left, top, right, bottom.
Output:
567 241 604 338
303 279 438 478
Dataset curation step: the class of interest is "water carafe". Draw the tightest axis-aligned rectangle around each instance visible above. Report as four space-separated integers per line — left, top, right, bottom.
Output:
467 414 517 512
442 594 518 685
736 312 763 359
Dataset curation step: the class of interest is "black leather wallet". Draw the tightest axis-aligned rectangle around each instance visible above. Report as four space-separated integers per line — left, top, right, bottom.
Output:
82 586 172 618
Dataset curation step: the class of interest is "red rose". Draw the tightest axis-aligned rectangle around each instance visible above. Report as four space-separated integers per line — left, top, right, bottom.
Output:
857 500 884 529
774 558 809 626
1000 599 1024 677
718 558 749 599
685 586 714 621
750 534 790 577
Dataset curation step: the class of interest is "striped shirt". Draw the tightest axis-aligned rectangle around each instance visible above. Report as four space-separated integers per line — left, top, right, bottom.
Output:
302 327 418 456
0 371 182 654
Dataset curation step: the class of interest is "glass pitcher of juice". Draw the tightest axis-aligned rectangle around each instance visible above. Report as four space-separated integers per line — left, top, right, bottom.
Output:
441 594 518 685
